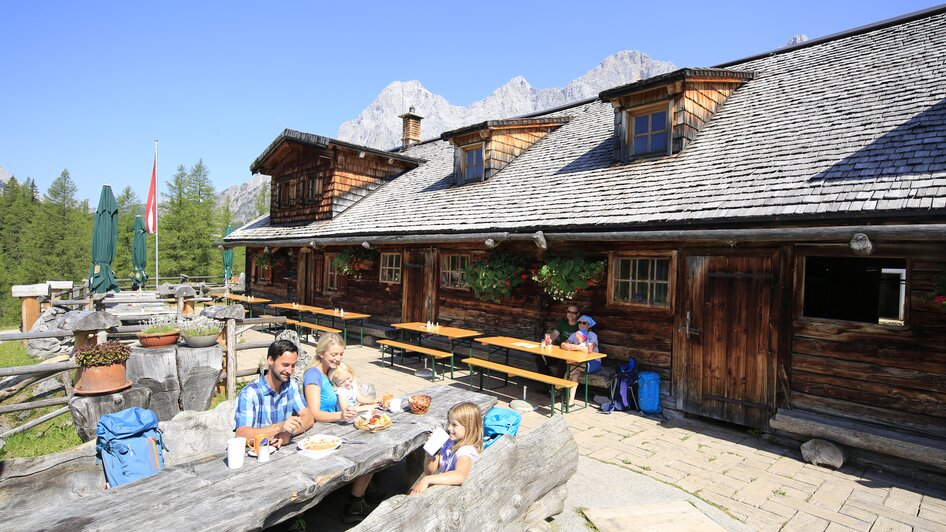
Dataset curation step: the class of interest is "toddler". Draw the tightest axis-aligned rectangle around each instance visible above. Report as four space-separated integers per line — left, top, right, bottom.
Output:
328 362 360 411
409 402 483 495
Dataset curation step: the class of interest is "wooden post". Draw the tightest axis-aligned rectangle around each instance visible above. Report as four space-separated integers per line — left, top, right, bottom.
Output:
226 318 237 400
177 296 185 320
12 283 50 334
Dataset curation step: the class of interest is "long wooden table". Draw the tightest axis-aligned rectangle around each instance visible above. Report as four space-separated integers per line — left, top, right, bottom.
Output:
476 336 606 411
311 308 370 346
4 385 496 531
217 293 271 317
391 322 483 379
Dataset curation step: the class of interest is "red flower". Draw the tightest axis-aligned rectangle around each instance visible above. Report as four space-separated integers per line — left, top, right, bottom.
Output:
935 296 946 303
587 280 595 286
520 274 529 280
505 280 511 286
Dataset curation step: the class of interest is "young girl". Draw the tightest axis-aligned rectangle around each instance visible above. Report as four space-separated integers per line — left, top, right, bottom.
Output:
409 402 483 495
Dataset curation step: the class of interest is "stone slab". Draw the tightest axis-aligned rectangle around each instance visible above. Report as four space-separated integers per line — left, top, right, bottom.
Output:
584 501 726 532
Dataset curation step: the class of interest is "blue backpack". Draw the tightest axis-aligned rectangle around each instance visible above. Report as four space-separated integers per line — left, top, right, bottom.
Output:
96 407 168 488
637 372 662 415
602 359 638 414
482 407 521 449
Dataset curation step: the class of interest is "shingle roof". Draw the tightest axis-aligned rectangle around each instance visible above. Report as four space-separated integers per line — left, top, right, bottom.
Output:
249 129 423 174
229 10 946 244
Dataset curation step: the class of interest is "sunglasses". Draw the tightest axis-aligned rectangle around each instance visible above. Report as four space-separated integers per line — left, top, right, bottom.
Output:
566 311 579 315
578 321 589 325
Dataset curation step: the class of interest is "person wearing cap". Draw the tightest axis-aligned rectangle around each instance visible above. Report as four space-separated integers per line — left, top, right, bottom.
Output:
561 315 601 406
537 304 581 380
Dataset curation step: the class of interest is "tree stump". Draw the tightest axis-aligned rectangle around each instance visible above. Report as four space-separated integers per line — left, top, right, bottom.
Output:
177 345 223 412
356 414 578 531
68 387 152 442
126 346 181 421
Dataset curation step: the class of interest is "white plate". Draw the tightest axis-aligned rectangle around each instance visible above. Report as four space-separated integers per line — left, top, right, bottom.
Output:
296 434 342 454
246 445 279 458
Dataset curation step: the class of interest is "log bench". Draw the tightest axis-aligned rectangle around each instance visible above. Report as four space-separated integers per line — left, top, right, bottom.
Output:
378 339 453 381
462 357 577 415
356 414 577 531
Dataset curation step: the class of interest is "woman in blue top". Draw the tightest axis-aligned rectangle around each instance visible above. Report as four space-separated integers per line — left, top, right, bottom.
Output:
302 333 377 523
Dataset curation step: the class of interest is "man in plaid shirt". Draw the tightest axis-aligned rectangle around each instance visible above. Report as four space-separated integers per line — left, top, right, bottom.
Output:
234 339 314 446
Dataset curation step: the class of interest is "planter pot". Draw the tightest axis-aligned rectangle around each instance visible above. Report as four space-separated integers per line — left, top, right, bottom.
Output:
136 330 180 348
356 259 374 271
74 362 132 396
181 334 220 348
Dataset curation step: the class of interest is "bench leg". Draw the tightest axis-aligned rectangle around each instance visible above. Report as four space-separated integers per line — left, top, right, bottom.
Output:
550 386 557 416
430 357 437 382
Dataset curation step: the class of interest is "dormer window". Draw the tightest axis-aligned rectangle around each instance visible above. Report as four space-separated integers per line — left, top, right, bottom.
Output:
461 144 484 181
631 106 670 157
600 68 755 163
442 117 570 186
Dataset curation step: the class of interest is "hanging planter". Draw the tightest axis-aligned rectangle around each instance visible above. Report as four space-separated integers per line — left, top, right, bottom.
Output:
462 251 526 304
74 340 132 396
334 248 379 276
532 256 606 301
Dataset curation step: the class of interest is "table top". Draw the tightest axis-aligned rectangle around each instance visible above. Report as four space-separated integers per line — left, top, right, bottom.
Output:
221 293 271 304
391 322 483 340
312 309 370 320
5 385 496 531
269 302 325 313
477 336 607 364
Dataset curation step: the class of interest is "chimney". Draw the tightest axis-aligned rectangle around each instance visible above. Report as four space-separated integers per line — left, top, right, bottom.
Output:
398 106 423 149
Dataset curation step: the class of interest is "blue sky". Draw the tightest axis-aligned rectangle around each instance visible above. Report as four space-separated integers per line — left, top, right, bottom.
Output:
1 0 940 203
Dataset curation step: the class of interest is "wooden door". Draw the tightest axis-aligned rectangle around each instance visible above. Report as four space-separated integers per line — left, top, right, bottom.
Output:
402 250 435 322
680 254 775 428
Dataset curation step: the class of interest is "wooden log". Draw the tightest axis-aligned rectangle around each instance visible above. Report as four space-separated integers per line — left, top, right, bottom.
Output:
68 387 152 442
126 346 181 421
0 396 70 415
0 329 72 341
0 406 70 438
20 297 41 336
177 345 223 412
226 318 237 400
769 408 946 471
357 415 577 531
0 360 77 378
0 441 101 518
12 283 50 298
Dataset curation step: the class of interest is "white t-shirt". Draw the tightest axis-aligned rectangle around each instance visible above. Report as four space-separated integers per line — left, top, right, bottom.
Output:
437 440 479 473
335 379 358 406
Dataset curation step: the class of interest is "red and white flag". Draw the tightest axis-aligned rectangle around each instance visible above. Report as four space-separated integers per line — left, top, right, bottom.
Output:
145 155 157 233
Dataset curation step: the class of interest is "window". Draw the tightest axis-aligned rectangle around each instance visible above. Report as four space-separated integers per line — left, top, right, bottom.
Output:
305 173 322 203
254 251 272 285
441 254 470 289
802 257 907 326
279 181 292 207
379 252 402 284
324 253 338 292
610 255 671 307
630 108 669 157
461 145 484 181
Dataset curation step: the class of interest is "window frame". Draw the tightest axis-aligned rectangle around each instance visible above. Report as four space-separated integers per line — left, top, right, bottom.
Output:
324 252 339 292
459 143 485 182
607 251 675 311
305 172 323 204
626 102 672 158
440 253 471 290
379 252 402 284
254 250 273 286
795 252 910 329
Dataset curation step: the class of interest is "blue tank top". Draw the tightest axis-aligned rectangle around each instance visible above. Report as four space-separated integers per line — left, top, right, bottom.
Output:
302 367 339 412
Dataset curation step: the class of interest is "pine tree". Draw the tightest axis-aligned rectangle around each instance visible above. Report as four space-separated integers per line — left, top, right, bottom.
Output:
160 161 220 278
0 177 39 322
255 183 270 217
114 186 141 282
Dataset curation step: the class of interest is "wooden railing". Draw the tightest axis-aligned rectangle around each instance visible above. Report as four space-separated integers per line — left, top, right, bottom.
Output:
0 310 285 439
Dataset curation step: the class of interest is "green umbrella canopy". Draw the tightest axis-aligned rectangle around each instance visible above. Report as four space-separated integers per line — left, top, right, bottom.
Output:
223 225 234 282
89 185 120 293
131 215 149 287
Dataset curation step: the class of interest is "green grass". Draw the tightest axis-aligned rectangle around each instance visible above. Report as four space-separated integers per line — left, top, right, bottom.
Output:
209 380 249 409
0 341 37 368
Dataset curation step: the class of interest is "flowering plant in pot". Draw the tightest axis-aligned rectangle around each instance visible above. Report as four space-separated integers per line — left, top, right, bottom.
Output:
462 251 526 303
333 248 379 276
137 315 180 348
74 340 132 395
178 316 224 347
532 256 606 301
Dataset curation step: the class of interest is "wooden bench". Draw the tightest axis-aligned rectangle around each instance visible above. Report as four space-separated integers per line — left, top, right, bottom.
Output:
378 339 454 381
462 357 578 415
288 319 342 342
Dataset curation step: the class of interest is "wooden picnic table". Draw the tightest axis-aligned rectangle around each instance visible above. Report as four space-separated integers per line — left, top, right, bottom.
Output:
391 322 482 380
4 385 496 531
311 308 370 346
217 293 271 317
476 336 607 411
268 302 325 314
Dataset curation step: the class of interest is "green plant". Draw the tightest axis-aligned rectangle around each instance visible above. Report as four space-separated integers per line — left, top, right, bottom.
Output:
462 251 526 303
333 247 379 276
141 315 179 335
178 316 223 337
254 251 272 268
74 340 131 367
532 256 606 301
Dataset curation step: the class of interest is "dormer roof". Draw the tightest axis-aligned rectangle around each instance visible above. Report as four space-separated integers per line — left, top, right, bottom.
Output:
440 117 571 141
250 129 423 175
598 68 755 101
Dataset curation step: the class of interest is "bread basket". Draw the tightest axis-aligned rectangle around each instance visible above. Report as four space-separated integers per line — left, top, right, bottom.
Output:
408 394 432 415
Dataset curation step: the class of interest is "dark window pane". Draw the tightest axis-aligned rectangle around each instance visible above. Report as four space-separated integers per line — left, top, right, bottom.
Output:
803 257 906 325
633 136 649 155
655 259 670 281
653 283 669 306
651 111 667 131
618 258 631 279
634 115 650 133
651 131 668 152
634 259 650 280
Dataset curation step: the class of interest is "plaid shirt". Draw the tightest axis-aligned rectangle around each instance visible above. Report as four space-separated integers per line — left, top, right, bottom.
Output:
233 374 307 429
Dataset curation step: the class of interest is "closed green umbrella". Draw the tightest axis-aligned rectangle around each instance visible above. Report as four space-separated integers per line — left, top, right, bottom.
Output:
222 225 234 284
89 184 120 293
131 215 149 289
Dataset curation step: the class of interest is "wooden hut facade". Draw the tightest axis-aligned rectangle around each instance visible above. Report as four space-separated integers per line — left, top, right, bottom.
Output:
226 8 946 466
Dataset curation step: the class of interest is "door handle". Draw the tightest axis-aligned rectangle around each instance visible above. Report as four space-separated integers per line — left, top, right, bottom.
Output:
678 311 701 339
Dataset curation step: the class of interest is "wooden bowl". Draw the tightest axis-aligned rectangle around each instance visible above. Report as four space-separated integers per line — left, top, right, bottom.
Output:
409 394 432 415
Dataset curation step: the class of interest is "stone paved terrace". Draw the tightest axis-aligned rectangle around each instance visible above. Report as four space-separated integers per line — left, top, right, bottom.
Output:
238 330 946 531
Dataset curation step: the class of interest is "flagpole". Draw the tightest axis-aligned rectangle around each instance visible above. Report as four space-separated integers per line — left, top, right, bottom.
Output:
154 139 159 290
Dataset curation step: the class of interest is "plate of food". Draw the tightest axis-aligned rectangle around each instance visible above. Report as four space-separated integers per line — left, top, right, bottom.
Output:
353 412 392 431
296 434 342 458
